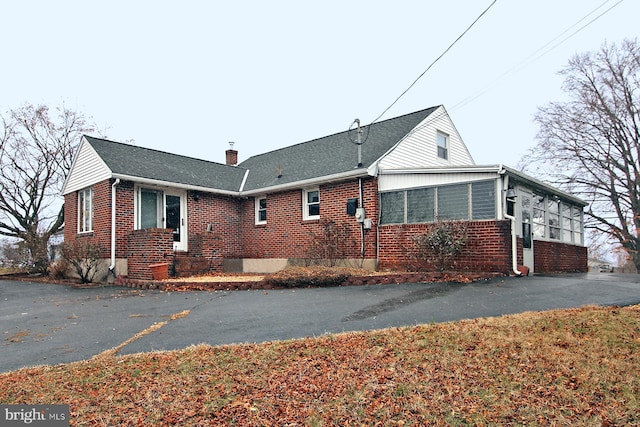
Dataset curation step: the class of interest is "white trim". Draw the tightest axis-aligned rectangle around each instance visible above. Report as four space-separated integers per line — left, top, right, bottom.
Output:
302 188 320 221
114 173 240 196
240 169 368 197
77 186 94 233
165 189 188 252
255 195 267 225
436 130 449 161
109 179 120 273
239 169 250 192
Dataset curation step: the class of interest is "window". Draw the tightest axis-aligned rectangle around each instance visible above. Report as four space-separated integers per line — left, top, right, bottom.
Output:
78 187 93 233
256 196 267 224
407 187 434 223
380 180 496 225
471 181 496 219
572 207 583 245
437 131 449 160
530 192 584 244
137 188 163 229
303 189 320 220
532 193 545 238
381 191 405 224
562 203 572 243
437 183 469 220
547 198 561 240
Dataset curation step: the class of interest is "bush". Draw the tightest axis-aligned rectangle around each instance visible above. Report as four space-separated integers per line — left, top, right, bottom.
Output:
413 220 469 271
60 240 105 284
263 266 352 288
306 220 355 267
48 259 70 279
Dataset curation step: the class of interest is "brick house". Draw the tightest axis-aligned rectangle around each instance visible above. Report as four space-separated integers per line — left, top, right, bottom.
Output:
61 105 587 281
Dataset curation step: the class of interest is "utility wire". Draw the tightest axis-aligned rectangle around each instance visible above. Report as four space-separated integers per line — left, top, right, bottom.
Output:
369 0 497 127
449 0 624 113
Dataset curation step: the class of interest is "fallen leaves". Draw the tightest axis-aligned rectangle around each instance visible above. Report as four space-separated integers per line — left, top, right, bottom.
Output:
0 305 639 425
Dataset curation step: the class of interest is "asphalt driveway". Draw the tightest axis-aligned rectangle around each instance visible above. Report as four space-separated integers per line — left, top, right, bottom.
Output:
2 273 639 373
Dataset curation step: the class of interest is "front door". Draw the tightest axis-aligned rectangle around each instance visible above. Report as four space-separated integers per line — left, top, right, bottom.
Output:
519 189 534 273
165 191 187 251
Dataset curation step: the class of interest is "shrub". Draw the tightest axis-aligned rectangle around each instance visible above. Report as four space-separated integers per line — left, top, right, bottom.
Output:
48 259 70 279
306 220 355 267
413 220 469 271
60 240 105 284
263 266 351 288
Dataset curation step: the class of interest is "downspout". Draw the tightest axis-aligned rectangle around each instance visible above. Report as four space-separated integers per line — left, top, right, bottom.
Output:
500 169 522 276
109 178 120 275
359 178 365 259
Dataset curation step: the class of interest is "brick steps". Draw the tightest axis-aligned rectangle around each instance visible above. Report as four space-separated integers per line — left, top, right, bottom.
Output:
172 254 212 278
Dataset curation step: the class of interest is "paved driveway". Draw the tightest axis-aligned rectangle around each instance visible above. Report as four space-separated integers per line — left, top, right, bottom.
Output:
2 273 639 373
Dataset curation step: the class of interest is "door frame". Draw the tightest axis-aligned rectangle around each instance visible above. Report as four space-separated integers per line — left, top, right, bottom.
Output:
164 189 188 252
518 188 534 273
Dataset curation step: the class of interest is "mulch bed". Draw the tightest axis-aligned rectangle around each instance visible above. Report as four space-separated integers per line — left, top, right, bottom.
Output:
2 271 507 292
116 271 505 292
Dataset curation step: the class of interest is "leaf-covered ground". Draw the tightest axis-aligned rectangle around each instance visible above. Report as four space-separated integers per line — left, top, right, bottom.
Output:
1 305 639 426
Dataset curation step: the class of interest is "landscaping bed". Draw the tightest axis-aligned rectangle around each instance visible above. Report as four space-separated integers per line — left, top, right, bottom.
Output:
115 267 505 292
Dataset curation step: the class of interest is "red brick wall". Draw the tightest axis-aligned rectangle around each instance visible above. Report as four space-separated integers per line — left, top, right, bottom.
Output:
126 228 174 280
534 240 588 273
239 178 378 261
187 191 242 258
65 178 588 277
378 220 513 273
63 179 113 257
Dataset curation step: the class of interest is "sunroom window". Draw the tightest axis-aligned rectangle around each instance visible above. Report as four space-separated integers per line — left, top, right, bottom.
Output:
380 180 496 225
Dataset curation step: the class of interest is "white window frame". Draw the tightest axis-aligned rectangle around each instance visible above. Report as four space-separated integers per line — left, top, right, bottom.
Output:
134 185 164 230
255 196 267 225
78 186 94 233
436 130 449 160
303 188 320 220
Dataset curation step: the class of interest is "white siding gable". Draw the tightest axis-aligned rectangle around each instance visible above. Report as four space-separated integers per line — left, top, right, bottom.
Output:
377 106 474 170
62 137 112 195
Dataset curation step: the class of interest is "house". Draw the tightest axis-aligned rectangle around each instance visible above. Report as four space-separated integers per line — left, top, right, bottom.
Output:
62 105 588 281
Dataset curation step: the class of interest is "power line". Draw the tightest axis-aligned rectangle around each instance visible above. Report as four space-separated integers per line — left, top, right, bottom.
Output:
368 0 497 127
448 0 624 113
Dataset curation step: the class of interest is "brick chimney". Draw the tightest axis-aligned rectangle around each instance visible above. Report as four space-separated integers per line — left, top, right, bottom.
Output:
225 141 238 166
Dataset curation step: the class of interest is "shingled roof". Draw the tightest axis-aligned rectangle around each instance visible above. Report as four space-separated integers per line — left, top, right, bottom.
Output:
84 136 247 192
77 106 440 194
238 106 439 192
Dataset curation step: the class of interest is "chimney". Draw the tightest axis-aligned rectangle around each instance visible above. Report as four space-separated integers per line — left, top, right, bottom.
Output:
225 141 238 166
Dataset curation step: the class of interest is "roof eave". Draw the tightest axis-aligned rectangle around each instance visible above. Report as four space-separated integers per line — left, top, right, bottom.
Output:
498 165 588 206
240 168 370 197
112 173 240 196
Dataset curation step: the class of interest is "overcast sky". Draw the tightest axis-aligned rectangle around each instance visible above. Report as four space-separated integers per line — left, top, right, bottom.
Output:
1 1 637 168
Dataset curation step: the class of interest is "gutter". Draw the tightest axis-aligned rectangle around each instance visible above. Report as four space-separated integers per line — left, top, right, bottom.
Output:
111 173 240 197
239 168 369 197
109 178 120 274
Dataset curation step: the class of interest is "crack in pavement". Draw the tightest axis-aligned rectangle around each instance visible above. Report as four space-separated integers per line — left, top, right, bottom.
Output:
93 309 191 359
342 282 465 322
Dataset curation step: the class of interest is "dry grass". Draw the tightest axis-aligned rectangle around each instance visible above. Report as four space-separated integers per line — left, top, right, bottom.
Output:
1 305 639 426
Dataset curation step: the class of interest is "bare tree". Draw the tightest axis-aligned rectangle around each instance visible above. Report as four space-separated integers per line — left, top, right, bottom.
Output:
522 39 640 271
0 104 95 273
